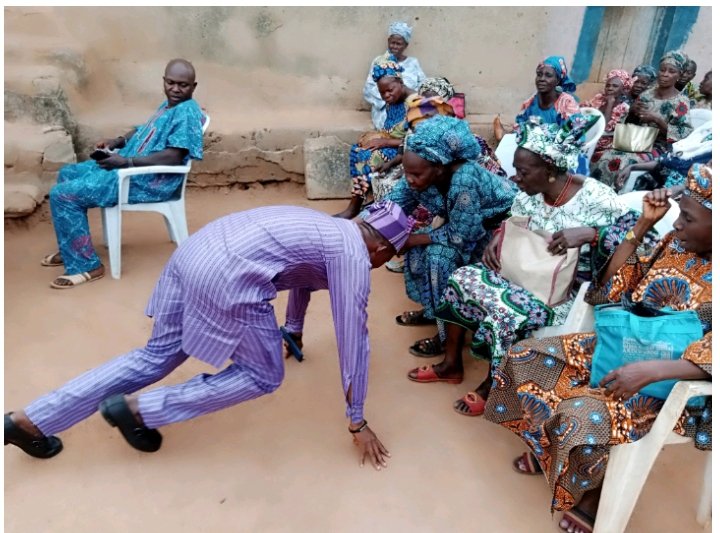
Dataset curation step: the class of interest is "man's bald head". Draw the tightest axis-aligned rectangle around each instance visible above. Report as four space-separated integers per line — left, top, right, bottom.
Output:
163 58 197 107
165 58 196 82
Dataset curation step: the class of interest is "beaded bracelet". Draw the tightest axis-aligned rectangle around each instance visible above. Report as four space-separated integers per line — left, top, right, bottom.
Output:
590 228 599 248
348 420 368 434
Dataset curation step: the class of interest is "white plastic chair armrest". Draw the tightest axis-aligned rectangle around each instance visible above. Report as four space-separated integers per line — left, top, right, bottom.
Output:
116 165 192 204
117 165 191 177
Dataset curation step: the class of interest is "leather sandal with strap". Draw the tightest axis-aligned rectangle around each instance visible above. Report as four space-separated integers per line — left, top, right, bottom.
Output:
407 365 463 384
512 451 543 475
453 391 487 416
408 336 445 357
50 271 104 289
40 252 64 267
395 310 435 326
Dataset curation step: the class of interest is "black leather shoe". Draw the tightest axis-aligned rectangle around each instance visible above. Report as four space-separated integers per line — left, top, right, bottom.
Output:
5 413 63 459
98 395 162 452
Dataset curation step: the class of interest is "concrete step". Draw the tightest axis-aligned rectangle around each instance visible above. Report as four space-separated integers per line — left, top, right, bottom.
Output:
4 120 76 194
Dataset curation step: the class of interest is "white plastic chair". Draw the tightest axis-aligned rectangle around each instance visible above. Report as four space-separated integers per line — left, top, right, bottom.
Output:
595 380 712 532
101 115 210 279
495 133 518 178
687 108 712 129
579 107 606 158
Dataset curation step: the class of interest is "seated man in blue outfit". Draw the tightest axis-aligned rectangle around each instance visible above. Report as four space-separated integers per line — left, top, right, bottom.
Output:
41 58 205 289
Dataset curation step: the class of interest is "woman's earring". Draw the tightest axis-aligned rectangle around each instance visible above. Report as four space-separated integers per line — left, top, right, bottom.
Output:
548 174 556 183
555 86 563 94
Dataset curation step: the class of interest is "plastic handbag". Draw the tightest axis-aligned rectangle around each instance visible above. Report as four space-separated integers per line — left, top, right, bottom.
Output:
612 123 659 152
589 301 704 403
497 216 579 306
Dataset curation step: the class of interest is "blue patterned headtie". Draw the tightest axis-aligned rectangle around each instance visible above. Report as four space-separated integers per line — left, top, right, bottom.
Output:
684 163 712 210
372 53 404 83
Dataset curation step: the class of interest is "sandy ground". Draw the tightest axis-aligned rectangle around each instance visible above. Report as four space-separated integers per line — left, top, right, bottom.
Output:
4 183 710 532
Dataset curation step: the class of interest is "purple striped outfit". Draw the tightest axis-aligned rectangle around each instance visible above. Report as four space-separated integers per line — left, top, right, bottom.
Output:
26 206 373 436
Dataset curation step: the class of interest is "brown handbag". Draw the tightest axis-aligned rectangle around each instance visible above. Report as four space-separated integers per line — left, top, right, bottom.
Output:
497 216 579 307
612 123 659 152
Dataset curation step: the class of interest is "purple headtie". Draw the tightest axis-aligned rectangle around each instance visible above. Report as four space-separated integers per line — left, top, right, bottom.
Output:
363 201 414 252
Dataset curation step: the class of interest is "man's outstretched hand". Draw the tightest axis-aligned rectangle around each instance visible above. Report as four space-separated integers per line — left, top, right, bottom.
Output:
351 423 390 470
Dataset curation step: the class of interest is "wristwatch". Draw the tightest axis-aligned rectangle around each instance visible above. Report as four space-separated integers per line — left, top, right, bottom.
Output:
625 229 642 246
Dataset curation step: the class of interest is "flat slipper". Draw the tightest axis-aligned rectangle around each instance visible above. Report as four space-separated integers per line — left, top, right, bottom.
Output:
559 507 595 533
512 451 543 475
453 391 486 416
407 365 463 384
50 271 104 289
40 252 64 267
408 336 445 357
395 310 435 326
280 326 304 362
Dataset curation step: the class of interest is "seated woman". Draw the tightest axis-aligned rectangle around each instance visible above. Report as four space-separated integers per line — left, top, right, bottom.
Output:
494 55 580 140
387 116 517 357
629 64 657 103
363 21 425 130
582 69 632 165
676 58 698 96
407 115 626 418
590 51 694 189
350 54 415 183
336 77 457 221
484 164 712 533
690 70 712 109
615 120 711 190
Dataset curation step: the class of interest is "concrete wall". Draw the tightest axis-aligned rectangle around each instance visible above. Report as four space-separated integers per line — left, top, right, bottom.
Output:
684 6 712 78
5 6 587 131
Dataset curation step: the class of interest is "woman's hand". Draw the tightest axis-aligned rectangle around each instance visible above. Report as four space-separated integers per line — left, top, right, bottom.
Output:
482 231 502 271
351 177 369 198
630 100 648 116
638 111 663 127
615 165 634 190
361 138 390 151
641 188 673 225
351 424 390 470
547 228 596 255
599 361 661 401
372 160 395 174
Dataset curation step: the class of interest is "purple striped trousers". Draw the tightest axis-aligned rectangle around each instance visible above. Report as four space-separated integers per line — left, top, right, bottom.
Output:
24 310 285 437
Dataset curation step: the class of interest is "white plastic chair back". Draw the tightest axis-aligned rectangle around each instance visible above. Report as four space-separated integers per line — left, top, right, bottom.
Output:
687 108 712 128
101 114 210 279
619 191 679 237
595 380 712 532
579 107 605 158
495 133 518 178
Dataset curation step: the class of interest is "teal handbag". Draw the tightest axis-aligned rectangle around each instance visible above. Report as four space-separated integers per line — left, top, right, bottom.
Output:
589 302 705 403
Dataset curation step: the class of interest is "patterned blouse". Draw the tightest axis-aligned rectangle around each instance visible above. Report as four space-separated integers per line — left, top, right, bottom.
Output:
592 233 712 449
632 88 694 145
515 92 580 127
511 177 626 273
385 162 517 264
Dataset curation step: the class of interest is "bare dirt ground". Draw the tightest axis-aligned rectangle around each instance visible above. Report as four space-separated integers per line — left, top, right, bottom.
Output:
4 183 709 532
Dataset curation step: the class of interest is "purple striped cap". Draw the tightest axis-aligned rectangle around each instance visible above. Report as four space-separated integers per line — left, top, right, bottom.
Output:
363 201 414 252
